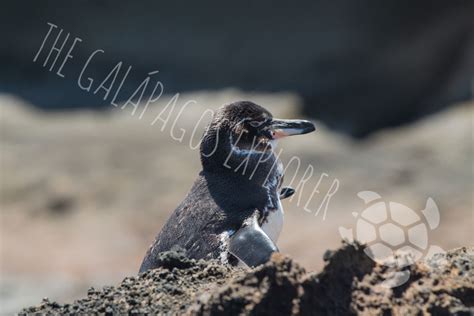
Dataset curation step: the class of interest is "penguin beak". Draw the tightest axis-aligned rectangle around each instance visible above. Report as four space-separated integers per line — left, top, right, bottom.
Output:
269 119 316 139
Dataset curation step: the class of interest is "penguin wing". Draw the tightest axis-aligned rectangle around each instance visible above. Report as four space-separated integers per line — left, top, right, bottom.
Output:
228 213 278 267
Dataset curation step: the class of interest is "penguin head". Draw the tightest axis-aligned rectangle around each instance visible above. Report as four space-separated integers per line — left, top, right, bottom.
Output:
200 101 315 172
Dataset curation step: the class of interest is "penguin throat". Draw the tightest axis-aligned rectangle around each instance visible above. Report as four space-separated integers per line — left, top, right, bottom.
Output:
229 134 277 155
199 130 278 178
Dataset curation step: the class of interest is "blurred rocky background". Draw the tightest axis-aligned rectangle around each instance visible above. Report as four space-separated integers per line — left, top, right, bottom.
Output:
0 0 473 314
1 0 473 136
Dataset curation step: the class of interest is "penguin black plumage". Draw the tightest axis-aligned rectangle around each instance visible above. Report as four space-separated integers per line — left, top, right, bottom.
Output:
139 101 315 272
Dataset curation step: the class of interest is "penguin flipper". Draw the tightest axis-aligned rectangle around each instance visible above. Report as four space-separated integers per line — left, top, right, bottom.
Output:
228 214 278 267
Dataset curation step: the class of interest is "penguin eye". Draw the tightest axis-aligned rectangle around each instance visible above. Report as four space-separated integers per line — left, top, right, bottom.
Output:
248 120 264 128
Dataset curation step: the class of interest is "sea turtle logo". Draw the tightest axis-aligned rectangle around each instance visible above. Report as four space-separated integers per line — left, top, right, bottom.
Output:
339 191 445 288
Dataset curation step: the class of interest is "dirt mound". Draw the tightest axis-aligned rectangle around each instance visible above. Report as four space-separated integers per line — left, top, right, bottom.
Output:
20 244 473 315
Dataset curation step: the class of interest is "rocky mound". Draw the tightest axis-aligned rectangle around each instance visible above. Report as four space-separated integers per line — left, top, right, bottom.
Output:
20 244 473 315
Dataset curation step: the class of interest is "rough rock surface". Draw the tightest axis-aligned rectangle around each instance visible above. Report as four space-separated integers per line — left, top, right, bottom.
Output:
20 244 473 315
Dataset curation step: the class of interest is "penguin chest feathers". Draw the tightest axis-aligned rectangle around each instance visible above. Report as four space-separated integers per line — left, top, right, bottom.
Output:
260 160 284 243
261 199 284 243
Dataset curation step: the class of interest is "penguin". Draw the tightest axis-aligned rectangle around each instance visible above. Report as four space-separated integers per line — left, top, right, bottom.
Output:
139 101 315 272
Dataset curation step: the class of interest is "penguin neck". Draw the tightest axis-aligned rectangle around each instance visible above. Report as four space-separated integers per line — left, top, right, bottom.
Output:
200 128 278 187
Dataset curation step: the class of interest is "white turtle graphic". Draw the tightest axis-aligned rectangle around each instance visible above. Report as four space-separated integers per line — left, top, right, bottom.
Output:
339 191 445 288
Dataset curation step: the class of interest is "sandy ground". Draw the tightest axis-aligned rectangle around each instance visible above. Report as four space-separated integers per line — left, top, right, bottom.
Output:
0 90 473 314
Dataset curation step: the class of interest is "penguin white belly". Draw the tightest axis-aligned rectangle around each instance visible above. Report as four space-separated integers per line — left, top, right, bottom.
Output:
261 199 284 244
